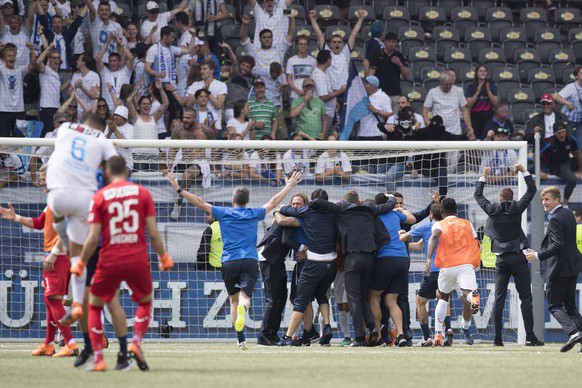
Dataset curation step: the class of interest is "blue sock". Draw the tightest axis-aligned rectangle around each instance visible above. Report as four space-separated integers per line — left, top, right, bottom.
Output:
236 331 246 343
420 323 431 340
118 335 127 356
444 316 451 331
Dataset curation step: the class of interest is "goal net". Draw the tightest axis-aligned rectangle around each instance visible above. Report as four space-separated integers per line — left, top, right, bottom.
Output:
0 137 531 343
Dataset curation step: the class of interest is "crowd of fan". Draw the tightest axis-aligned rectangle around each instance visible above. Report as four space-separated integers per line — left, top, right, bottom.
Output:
1 0 582 196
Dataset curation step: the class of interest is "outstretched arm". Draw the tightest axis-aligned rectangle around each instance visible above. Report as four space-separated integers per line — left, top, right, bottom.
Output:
263 171 302 214
168 172 213 213
348 10 366 50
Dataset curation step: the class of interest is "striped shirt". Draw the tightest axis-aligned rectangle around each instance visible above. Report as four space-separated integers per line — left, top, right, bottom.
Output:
248 97 276 138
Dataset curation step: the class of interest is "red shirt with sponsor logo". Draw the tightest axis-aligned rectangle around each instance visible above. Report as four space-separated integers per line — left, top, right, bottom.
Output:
88 180 155 266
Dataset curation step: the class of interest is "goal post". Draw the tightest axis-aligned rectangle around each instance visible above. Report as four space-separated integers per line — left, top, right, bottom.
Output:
0 137 541 343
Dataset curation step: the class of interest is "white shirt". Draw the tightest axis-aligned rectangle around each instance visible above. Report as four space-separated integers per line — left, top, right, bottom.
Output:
242 38 290 73
480 149 518 175
311 67 335 117
253 1 289 53
150 99 168 135
0 153 25 176
543 112 556 138
39 65 61 109
140 11 172 42
424 86 467 135
70 70 101 116
248 150 283 174
286 54 317 99
186 79 227 129
100 66 131 110
1 30 30 67
145 44 182 85
107 122 134 169
48 1 72 20
226 118 251 140
314 151 351 174
325 43 351 90
0 63 26 112
46 123 118 191
90 19 124 64
359 89 392 137
282 148 312 176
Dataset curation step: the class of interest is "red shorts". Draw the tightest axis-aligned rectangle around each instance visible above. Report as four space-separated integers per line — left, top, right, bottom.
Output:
43 254 71 298
90 259 152 303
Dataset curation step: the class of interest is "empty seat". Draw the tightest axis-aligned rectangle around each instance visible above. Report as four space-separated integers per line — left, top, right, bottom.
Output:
508 88 536 126
221 24 241 48
485 7 513 43
533 28 562 63
398 26 425 56
491 67 521 102
405 0 431 21
409 46 438 83
470 0 496 23
514 48 542 83
570 28 582 64
418 6 447 30
519 8 548 43
499 27 527 65
443 47 472 77
438 0 464 19
451 6 479 38
402 85 428 112
464 27 492 62
458 66 475 90
348 5 376 25
383 6 411 35
289 4 307 25
373 0 398 20
314 5 340 27
433 26 461 62
478 48 506 73
554 7 582 32
548 48 576 85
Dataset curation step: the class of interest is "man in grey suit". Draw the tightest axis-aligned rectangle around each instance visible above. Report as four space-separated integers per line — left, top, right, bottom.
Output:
474 163 544 346
526 186 582 352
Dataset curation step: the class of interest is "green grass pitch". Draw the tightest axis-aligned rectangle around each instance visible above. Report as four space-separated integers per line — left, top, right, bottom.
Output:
1 342 579 387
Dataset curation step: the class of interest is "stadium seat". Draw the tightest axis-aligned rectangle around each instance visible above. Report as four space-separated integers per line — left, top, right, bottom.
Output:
398 26 425 56
553 8 582 33
325 25 352 42
478 47 506 73
350 46 365 65
514 48 542 83
470 0 496 23
519 8 548 43
522 107 543 129
308 42 320 59
450 6 479 39
560 67 576 86
491 67 521 102
116 2 131 19
458 66 475 90
420 65 447 90
485 7 513 43
547 48 576 86
348 5 375 25
220 4 237 26
373 0 398 20
295 25 315 42
508 88 536 126
289 4 307 25
314 5 340 27
433 26 461 62
402 86 428 112
532 28 562 64
526 68 556 102
463 27 492 62
409 46 437 83
499 27 527 65
243 4 254 18
400 78 414 90
443 47 471 78
383 6 411 35
438 0 464 19
418 6 447 31
405 0 431 21
569 29 582 64
221 24 241 48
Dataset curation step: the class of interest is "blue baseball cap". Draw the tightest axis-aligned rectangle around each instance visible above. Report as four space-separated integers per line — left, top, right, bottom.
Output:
364 75 380 88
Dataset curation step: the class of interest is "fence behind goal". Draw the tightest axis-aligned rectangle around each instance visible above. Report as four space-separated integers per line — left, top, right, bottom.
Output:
0 137 562 343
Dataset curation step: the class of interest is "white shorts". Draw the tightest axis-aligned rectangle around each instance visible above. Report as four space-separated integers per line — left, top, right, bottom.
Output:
437 264 477 294
333 271 347 304
47 189 93 245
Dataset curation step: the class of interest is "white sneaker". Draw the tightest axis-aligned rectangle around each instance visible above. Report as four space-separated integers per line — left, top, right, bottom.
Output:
170 201 182 220
237 341 249 350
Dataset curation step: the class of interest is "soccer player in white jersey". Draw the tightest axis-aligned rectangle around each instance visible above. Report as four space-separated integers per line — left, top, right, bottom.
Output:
46 114 118 325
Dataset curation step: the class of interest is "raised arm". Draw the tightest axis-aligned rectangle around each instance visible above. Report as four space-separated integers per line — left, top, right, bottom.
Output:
168 172 213 213
263 171 302 214
348 10 366 50
219 42 238 75
169 0 189 18
95 34 114 72
152 81 170 121
309 9 325 49
36 42 55 73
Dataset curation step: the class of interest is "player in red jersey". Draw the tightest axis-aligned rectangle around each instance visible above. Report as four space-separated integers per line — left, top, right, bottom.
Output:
1 165 77 357
71 156 173 372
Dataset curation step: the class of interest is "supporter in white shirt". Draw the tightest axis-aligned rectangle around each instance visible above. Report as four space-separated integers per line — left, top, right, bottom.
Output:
358 76 393 139
70 54 101 118
1 15 30 67
314 134 351 182
250 0 292 53
105 106 134 170
248 146 283 183
286 34 316 100
282 132 313 176
0 150 25 189
96 34 134 110
48 0 72 20
139 0 188 43
87 0 125 64
0 43 35 137
226 100 255 140
36 43 64 136
311 50 345 123
145 25 194 86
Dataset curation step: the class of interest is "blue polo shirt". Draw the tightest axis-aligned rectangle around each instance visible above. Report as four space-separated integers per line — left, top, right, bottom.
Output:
409 221 439 272
377 211 408 258
211 206 266 263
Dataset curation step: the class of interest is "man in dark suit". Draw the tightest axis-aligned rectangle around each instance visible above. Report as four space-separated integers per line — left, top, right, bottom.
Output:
474 163 544 347
309 190 396 346
256 218 301 346
526 186 582 352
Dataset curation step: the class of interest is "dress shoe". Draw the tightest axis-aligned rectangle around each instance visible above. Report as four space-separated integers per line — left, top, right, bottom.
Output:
560 331 582 352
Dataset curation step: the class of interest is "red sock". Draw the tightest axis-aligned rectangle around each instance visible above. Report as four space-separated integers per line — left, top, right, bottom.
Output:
133 301 152 344
88 304 104 362
46 298 74 344
44 298 57 345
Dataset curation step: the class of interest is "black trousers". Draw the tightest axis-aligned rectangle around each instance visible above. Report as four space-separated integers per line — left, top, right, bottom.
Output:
493 251 534 338
547 273 582 335
344 252 375 339
259 260 288 336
